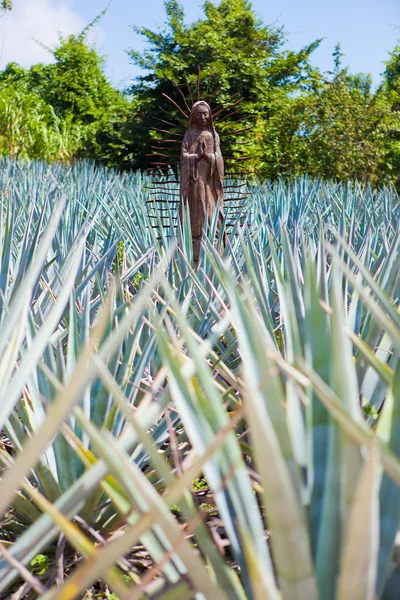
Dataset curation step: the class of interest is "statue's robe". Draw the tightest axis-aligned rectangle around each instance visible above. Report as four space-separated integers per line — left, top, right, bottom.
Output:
180 128 224 261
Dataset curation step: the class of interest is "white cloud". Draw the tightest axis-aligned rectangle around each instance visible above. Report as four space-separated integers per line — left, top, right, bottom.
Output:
0 0 99 69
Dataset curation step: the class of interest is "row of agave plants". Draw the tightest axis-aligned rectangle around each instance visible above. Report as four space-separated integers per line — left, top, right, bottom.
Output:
0 158 399 599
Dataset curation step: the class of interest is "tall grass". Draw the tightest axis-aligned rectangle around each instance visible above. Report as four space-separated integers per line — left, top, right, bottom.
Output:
0 89 87 161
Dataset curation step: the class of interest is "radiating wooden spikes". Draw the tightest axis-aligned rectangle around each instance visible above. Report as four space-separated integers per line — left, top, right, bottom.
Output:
206 80 223 106
220 126 253 137
173 80 192 114
151 128 181 137
216 113 249 127
212 92 241 115
229 141 252 147
161 93 190 119
226 156 252 162
159 106 187 123
184 73 194 105
151 141 180 146
212 97 244 120
196 65 201 101
154 117 181 128
150 146 177 152
204 71 213 101
147 152 170 158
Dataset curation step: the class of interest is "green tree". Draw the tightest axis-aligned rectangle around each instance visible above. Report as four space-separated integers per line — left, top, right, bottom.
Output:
127 0 320 171
246 44 400 186
383 42 400 106
36 34 124 124
35 32 132 162
282 46 400 186
0 27 133 165
379 43 400 186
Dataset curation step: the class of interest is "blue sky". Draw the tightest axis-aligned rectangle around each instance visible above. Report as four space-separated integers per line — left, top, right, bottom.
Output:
0 0 398 90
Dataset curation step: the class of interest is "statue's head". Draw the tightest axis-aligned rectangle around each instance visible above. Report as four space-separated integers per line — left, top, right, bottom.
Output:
190 101 213 131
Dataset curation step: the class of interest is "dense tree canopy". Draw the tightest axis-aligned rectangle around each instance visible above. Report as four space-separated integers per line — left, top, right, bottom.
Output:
126 0 400 186
380 44 400 186
0 29 132 163
0 0 398 186
271 49 398 184
127 0 320 171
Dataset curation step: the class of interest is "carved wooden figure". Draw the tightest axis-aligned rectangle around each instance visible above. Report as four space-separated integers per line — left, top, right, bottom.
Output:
179 101 224 263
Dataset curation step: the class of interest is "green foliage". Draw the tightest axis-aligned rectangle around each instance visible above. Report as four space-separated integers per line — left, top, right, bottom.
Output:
362 399 379 422
0 1 399 183
249 44 400 185
0 28 132 164
33 35 123 123
267 45 398 186
384 43 400 102
127 0 320 171
128 2 400 186
380 44 400 187
0 83 86 161
0 1 400 182
191 477 208 491
132 271 144 290
30 554 49 576
33 30 134 165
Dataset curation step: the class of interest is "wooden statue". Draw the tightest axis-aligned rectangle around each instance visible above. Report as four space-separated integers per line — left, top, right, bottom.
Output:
179 101 224 263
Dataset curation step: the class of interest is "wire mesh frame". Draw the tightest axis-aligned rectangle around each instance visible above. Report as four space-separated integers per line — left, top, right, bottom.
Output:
145 169 253 241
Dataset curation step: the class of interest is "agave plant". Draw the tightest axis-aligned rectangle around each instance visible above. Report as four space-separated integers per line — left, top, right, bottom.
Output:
0 159 398 599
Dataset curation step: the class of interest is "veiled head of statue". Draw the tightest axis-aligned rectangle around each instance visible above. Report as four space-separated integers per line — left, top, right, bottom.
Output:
189 101 214 132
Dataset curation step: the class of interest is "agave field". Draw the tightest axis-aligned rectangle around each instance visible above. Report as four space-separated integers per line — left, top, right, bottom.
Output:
0 158 399 599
